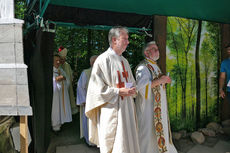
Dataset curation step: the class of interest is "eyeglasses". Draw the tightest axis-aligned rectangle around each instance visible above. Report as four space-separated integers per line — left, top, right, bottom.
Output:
147 47 158 52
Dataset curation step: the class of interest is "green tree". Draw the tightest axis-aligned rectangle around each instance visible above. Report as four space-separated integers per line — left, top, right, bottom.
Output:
205 22 221 119
167 17 197 119
195 20 202 129
15 0 26 19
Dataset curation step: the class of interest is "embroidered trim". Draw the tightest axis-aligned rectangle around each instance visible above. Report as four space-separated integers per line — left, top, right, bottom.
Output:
147 58 157 65
145 61 168 153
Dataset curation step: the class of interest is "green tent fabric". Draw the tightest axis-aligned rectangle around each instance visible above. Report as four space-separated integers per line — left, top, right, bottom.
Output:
39 0 230 24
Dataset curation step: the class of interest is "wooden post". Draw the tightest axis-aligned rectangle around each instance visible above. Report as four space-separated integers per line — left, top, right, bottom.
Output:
220 24 230 121
20 116 28 153
153 15 167 74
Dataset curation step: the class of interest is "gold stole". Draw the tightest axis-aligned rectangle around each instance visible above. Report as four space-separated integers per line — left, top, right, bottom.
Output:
146 60 167 153
58 69 66 116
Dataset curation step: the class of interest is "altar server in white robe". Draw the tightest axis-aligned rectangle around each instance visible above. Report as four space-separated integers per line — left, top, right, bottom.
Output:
77 55 97 145
85 26 140 153
52 54 72 131
135 41 177 153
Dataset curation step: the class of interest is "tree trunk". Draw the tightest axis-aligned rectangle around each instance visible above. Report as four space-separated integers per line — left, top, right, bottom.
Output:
191 68 195 119
195 20 202 129
176 77 178 118
205 72 208 119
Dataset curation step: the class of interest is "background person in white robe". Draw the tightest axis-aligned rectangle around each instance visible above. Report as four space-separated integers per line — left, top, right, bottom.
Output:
85 26 140 153
52 54 72 131
77 55 97 145
135 41 177 153
58 46 78 115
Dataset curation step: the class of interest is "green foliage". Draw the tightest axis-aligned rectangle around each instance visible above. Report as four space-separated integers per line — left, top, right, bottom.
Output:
15 0 26 19
167 17 220 131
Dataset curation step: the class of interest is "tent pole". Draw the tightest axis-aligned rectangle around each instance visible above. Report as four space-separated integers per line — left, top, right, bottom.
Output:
40 0 50 17
39 0 42 14
27 0 38 14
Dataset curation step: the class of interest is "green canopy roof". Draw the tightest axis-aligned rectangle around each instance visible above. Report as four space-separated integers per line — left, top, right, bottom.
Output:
43 0 230 24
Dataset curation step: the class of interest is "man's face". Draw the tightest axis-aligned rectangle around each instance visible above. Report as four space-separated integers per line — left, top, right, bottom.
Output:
114 30 129 53
145 44 159 61
59 57 66 65
54 56 60 68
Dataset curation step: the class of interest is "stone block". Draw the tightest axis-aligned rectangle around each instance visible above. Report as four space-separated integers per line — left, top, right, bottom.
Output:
0 106 17 115
14 24 23 43
15 42 23 63
199 128 216 137
16 68 28 85
17 106 32 115
0 43 15 63
191 131 205 144
0 24 14 43
17 85 29 106
0 85 16 106
0 68 16 84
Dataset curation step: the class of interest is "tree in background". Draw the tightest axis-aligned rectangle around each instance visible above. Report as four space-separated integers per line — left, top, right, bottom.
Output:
195 20 202 129
205 22 221 120
167 17 197 120
167 17 220 131
15 0 26 19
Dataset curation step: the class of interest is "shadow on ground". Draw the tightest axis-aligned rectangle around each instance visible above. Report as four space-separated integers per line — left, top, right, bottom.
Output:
47 113 84 153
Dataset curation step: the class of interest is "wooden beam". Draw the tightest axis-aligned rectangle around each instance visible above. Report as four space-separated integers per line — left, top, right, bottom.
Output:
154 15 167 74
20 116 28 153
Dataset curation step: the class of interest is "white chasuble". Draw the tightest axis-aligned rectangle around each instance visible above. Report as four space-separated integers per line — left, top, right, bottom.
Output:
52 67 72 130
85 48 140 153
135 59 177 153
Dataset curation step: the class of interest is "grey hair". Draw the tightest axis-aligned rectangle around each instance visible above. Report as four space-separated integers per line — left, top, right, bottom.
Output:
142 41 156 57
108 26 129 46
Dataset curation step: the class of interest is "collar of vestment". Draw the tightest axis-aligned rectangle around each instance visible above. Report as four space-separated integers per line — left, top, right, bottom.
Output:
108 47 122 56
53 67 58 72
145 58 157 65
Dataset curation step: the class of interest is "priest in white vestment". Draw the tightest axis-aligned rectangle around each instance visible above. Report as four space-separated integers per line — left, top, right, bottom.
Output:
85 26 140 153
52 54 72 131
135 41 177 153
77 55 97 145
58 46 78 115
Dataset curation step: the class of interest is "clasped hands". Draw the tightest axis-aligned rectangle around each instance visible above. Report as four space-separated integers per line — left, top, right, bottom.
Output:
55 75 66 82
119 87 136 97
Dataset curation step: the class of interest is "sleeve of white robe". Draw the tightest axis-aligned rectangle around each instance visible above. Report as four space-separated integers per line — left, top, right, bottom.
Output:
86 56 120 117
76 71 87 105
136 65 152 111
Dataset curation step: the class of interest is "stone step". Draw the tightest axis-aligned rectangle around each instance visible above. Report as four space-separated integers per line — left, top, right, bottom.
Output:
56 144 100 153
